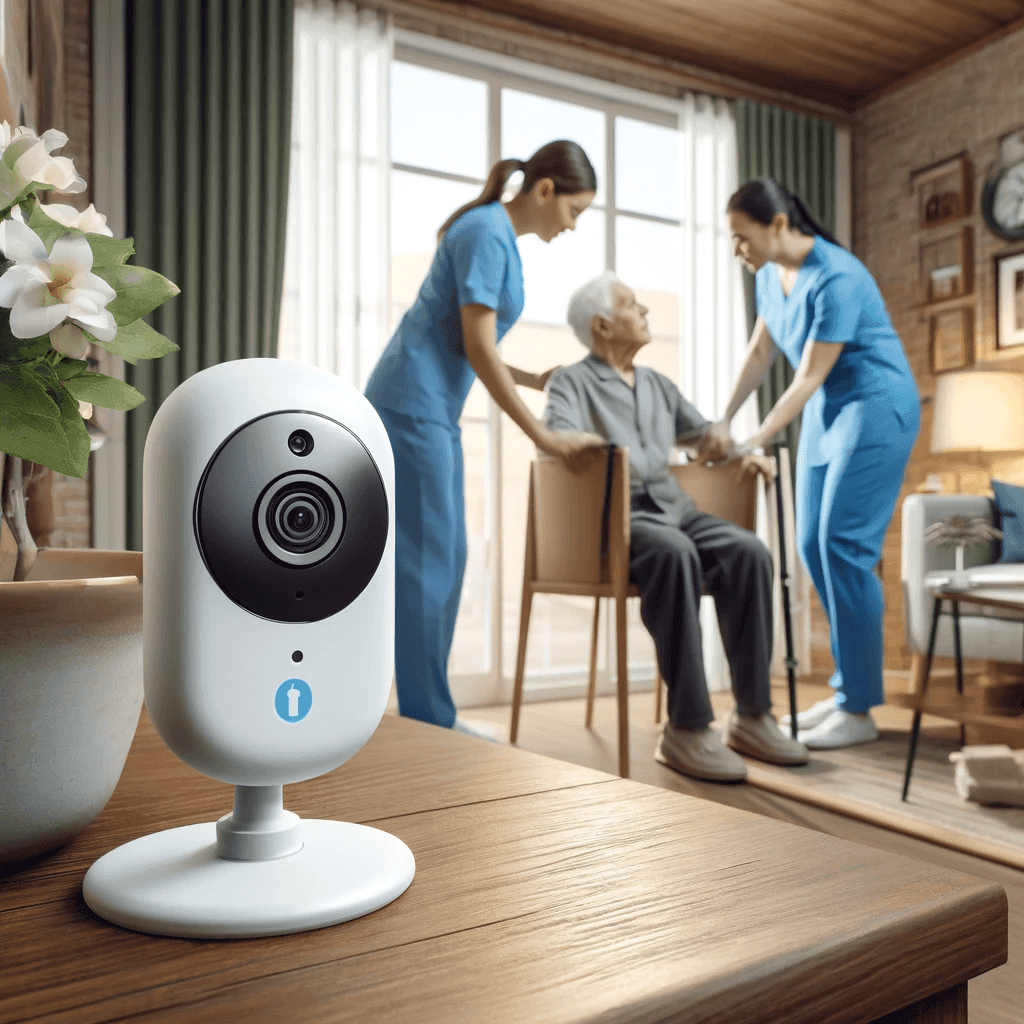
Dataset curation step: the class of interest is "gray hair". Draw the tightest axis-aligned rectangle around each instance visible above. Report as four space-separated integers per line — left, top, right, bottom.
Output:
566 270 620 350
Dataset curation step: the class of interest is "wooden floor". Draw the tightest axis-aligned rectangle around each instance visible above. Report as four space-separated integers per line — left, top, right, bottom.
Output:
461 682 1024 1024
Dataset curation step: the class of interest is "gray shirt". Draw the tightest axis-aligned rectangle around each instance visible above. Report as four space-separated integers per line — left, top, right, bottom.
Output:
543 354 710 527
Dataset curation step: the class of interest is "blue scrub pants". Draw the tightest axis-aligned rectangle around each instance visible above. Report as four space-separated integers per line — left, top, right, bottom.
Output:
374 406 467 728
795 396 919 715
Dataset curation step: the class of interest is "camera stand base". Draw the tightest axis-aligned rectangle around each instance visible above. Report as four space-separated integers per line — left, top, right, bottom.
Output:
82 819 416 939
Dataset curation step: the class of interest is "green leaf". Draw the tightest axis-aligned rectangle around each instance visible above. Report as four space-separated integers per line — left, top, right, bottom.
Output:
52 357 90 380
90 318 179 365
51 379 92 477
87 233 136 268
62 371 145 411
0 327 51 363
0 364 86 476
94 264 180 325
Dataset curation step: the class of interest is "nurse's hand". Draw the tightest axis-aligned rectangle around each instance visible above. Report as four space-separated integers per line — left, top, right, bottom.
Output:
697 420 733 464
541 431 608 474
535 365 563 391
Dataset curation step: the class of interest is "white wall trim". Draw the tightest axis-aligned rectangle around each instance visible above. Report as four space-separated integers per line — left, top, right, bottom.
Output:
91 0 128 551
395 27 688 120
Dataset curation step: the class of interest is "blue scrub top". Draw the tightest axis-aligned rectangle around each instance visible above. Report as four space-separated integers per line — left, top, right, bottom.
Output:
364 202 525 428
756 235 919 422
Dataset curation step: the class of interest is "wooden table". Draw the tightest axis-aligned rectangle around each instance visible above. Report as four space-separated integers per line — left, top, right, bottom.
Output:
0 709 1008 1024
899 584 1024 802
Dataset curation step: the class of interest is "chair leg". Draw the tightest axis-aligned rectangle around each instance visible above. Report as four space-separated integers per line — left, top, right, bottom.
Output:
510 585 534 744
654 671 662 725
615 593 630 779
586 596 600 727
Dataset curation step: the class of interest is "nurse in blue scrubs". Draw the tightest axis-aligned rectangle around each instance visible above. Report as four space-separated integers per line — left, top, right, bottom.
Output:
364 140 606 735
707 177 920 750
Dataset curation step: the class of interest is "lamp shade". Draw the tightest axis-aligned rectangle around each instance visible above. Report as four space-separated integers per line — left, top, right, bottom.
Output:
931 371 1024 453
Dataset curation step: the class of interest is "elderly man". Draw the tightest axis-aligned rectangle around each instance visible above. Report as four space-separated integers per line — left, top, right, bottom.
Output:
545 270 808 783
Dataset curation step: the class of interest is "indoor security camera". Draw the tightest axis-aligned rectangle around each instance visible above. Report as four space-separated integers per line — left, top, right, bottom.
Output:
82 358 415 939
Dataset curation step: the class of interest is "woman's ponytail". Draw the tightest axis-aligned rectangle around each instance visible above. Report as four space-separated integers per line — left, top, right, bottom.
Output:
437 140 596 240
437 158 522 240
727 176 842 248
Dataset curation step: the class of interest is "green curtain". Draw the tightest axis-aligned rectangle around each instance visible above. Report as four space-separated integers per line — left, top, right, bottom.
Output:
123 1 295 550
734 101 836 477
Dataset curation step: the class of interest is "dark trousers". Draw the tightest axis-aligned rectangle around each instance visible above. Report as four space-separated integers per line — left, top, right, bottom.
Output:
629 508 774 729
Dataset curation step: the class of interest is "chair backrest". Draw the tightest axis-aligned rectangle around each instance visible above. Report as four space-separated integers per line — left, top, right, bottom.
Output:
527 449 759 587
530 448 629 586
669 460 758 532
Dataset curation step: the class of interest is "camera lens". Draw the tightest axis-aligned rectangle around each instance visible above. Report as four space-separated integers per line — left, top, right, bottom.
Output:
268 484 333 554
253 470 346 568
287 506 313 533
288 429 314 456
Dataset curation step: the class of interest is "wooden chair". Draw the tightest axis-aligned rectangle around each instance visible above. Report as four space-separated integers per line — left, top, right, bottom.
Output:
509 448 767 779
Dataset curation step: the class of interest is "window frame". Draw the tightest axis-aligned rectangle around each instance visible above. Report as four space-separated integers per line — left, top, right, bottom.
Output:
390 33 725 706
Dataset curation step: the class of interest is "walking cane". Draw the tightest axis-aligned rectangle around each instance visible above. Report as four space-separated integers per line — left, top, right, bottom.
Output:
772 444 800 739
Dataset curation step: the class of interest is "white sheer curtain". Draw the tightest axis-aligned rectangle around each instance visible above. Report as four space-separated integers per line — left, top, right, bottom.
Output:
677 94 761 693
278 0 392 389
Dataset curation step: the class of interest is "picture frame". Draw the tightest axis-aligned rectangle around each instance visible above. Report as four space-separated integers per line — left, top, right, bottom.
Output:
930 306 974 373
929 306 974 373
996 249 1024 351
911 155 972 230
917 225 973 306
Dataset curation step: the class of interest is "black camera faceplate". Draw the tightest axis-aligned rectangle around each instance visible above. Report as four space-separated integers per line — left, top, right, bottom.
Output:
194 410 388 623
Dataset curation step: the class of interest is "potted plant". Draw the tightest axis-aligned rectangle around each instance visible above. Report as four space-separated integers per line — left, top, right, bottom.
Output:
0 123 179 872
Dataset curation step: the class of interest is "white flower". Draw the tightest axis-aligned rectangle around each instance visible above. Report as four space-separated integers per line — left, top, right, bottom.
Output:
0 122 86 194
0 220 117 350
38 202 113 236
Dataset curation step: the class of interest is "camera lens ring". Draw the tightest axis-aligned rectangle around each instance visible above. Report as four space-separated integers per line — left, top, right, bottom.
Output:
255 472 345 567
195 410 388 623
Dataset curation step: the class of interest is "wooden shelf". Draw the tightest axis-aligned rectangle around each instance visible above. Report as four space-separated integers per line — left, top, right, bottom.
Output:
912 293 975 319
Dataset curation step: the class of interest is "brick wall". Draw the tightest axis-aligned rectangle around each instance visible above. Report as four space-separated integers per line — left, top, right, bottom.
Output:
850 26 1024 674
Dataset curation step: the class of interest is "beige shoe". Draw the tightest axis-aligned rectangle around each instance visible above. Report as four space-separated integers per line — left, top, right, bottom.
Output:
655 723 747 783
725 711 810 766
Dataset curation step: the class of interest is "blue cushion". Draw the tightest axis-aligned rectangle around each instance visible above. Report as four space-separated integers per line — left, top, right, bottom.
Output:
991 479 1024 563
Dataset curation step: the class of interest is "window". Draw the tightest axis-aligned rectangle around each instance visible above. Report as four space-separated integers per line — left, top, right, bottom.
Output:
385 38 749 707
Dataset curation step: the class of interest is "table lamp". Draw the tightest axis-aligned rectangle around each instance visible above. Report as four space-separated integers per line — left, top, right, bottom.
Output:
927 370 1024 583
930 370 1024 488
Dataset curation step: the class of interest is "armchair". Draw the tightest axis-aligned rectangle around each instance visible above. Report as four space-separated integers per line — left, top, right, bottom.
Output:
901 493 1024 669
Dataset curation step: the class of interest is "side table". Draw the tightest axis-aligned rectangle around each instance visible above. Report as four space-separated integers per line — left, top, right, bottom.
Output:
900 582 1024 801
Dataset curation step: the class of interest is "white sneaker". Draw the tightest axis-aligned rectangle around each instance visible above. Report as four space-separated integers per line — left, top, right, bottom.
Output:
780 694 837 732
452 717 505 743
798 709 879 750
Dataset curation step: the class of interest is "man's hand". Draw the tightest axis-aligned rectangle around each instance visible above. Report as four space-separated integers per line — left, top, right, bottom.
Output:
697 420 733 464
540 430 608 474
739 451 776 483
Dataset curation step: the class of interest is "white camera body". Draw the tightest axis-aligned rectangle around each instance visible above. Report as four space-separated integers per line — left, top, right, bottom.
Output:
142 357 395 787
84 358 414 940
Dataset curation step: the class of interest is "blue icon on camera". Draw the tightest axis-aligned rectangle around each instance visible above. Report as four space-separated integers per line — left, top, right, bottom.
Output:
275 678 312 722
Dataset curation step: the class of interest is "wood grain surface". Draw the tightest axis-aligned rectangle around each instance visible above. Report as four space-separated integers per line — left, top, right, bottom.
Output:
0 710 1008 1024
390 0 1024 109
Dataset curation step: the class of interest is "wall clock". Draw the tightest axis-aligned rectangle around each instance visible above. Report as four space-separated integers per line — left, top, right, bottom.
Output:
982 129 1024 241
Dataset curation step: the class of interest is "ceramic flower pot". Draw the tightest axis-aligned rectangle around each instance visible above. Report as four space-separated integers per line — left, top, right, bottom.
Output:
0 549 143 873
